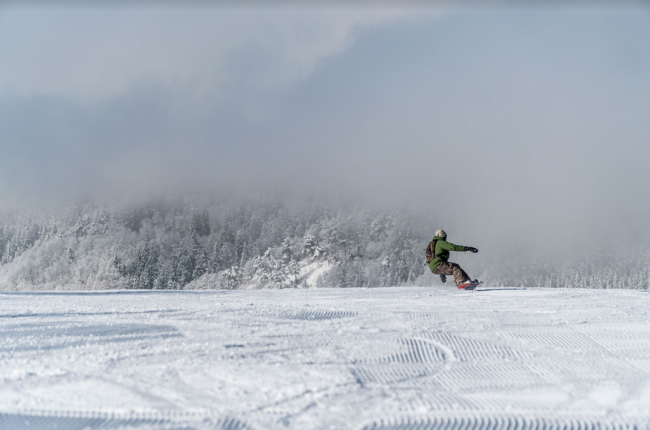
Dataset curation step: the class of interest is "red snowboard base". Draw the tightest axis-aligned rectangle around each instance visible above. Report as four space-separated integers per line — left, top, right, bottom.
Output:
457 281 482 290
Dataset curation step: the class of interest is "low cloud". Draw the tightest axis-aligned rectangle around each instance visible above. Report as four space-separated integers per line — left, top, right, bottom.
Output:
0 6 437 101
0 5 649 258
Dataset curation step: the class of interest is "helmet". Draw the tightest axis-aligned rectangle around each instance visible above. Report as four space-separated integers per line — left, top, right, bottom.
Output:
435 229 447 238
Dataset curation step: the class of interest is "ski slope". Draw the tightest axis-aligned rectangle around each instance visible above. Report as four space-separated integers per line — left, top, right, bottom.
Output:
1 286 650 429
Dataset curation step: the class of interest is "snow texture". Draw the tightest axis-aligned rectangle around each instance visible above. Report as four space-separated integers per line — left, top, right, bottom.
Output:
2 286 650 429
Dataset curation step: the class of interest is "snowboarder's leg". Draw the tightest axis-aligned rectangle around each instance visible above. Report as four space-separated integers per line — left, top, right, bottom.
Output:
433 262 469 285
432 262 454 281
449 262 471 286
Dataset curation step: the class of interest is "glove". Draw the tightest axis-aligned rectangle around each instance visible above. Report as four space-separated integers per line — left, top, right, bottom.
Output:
465 247 478 253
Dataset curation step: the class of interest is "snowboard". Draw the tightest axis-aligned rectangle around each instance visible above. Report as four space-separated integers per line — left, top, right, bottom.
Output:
457 281 482 291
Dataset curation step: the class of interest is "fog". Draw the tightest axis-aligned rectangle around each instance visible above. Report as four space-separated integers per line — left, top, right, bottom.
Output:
1 4 650 262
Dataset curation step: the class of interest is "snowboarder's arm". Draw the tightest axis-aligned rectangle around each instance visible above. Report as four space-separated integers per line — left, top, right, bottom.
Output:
438 241 467 253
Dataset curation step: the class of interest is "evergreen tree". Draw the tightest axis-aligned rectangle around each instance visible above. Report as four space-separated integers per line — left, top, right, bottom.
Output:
280 238 292 263
301 234 318 258
191 209 211 237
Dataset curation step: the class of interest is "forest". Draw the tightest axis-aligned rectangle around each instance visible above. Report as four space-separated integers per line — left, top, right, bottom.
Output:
0 194 647 291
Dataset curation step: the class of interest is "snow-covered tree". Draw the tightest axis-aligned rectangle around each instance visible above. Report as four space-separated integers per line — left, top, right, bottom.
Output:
0 195 648 291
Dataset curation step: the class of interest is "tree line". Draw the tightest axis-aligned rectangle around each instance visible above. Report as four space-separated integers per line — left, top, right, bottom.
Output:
0 195 647 290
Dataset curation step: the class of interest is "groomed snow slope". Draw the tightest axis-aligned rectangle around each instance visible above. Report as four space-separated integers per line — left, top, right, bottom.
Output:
1 287 650 430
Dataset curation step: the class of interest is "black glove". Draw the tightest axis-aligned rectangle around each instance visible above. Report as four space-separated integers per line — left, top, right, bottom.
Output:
465 246 478 253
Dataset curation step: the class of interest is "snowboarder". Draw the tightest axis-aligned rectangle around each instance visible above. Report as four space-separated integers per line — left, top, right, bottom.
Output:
427 229 479 288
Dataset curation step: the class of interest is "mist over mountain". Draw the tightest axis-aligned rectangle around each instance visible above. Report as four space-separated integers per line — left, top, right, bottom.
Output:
1 5 649 290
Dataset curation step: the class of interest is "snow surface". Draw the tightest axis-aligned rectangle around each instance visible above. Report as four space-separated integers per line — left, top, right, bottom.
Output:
2 286 650 429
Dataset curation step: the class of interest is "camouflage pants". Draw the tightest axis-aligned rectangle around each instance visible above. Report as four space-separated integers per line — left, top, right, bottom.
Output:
432 262 470 286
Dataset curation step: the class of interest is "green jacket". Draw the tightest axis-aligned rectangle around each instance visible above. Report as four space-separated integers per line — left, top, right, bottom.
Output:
429 237 466 272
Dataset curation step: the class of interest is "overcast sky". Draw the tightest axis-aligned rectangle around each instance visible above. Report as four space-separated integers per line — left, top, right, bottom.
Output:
1 4 649 250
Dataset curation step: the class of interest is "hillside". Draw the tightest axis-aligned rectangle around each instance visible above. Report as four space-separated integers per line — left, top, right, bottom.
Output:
0 196 648 291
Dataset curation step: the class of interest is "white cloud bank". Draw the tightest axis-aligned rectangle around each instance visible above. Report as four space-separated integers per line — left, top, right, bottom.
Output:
0 6 439 101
